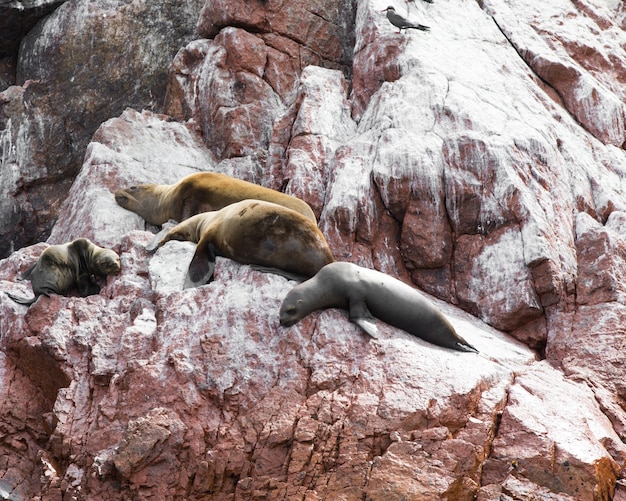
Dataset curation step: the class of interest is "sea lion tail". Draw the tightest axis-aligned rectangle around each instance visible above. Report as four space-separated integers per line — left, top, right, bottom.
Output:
5 291 36 306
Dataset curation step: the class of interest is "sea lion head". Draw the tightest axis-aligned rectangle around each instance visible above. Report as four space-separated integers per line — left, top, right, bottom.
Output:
93 249 121 276
114 185 147 210
279 288 308 327
115 184 174 225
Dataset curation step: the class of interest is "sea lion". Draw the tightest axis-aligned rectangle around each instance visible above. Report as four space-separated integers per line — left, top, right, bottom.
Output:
6 238 121 306
279 262 477 353
115 171 317 225
148 200 334 288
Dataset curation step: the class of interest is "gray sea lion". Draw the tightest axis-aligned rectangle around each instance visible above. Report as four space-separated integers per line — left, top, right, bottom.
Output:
383 6 430 33
115 171 317 225
279 262 477 353
148 200 334 288
6 238 121 306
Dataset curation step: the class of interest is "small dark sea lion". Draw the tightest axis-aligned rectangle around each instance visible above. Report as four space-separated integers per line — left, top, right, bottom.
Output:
6 238 121 306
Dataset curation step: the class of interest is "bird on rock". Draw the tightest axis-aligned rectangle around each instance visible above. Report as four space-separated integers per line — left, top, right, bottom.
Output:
383 6 430 33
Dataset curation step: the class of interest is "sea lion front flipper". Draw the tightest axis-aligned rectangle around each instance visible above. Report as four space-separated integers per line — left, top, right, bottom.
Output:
20 263 36 280
146 220 180 254
184 242 216 289
146 227 172 253
76 273 101 297
349 301 380 339
6 291 36 306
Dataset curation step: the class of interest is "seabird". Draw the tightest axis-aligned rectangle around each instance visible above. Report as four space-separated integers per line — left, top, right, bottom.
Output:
382 6 430 33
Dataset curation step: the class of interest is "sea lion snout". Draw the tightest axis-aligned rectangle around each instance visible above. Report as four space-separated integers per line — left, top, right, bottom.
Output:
279 316 297 327
114 190 130 206
279 298 304 327
114 186 143 206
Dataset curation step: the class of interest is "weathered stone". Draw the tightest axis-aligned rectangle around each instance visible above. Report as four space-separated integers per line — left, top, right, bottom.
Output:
481 0 626 147
0 0 204 258
0 0 65 60
196 0 355 75
48 108 216 247
481 361 624 500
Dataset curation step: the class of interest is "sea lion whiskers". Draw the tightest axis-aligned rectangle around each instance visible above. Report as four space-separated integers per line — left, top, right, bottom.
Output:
115 184 176 225
279 271 348 326
143 184 182 224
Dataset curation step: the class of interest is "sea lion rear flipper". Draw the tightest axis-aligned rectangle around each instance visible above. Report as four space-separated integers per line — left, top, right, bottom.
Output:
6 291 36 306
349 301 380 339
454 339 479 354
20 263 36 280
184 242 216 289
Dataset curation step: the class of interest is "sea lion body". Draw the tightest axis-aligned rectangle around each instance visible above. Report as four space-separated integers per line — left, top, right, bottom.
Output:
6 238 121 306
150 200 334 288
279 262 477 353
115 172 317 225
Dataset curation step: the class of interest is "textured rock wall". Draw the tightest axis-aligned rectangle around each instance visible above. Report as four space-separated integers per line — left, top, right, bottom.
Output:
0 0 204 257
1 0 626 499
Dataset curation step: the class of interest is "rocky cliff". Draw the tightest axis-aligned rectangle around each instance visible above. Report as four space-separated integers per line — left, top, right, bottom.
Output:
1 0 626 499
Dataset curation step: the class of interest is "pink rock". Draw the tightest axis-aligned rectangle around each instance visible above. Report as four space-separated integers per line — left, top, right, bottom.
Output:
481 361 625 499
196 0 354 72
48 108 216 247
481 0 626 146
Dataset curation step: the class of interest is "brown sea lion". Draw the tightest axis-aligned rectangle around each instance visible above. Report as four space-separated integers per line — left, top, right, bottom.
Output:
279 262 478 353
6 238 121 306
147 200 334 288
115 172 317 225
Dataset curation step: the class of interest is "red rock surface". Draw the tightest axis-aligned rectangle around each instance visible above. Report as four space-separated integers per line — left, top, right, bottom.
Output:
1 0 626 499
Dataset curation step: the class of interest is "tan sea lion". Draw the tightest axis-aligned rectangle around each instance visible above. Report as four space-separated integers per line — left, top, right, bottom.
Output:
115 172 317 225
279 262 478 353
6 238 121 306
147 200 334 288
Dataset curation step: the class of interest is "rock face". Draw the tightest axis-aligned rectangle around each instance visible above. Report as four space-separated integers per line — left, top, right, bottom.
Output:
0 0 204 258
1 0 626 499
0 0 66 89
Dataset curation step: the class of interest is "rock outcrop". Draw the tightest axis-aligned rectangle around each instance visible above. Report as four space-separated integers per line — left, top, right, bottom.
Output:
0 0 204 257
1 0 626 499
